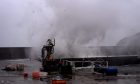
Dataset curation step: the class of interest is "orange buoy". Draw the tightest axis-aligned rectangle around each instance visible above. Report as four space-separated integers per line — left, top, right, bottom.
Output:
32 71 48 80
32 71 40 80
52 80 66 84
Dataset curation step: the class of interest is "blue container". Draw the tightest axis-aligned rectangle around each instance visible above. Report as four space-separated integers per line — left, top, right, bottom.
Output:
104 67 118 76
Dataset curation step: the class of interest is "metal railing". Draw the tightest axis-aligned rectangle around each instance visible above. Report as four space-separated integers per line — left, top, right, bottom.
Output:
62 60 108 73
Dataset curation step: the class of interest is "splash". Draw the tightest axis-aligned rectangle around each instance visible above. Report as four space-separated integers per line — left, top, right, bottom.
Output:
1 0 140 58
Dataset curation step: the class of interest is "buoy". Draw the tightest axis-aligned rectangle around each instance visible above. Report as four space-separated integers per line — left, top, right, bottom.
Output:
52 80 66 84
105 67 118 76
23 72 28 78
32 71 40 79
32 71 48 80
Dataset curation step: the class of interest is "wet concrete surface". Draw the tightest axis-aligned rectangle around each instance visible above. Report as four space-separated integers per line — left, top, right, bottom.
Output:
0 59 140 84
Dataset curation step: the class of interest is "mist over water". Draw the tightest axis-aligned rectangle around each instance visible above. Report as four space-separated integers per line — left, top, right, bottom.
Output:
1 0 140 58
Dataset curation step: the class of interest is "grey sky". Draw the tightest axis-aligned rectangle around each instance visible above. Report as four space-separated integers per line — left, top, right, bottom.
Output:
0 0 140 57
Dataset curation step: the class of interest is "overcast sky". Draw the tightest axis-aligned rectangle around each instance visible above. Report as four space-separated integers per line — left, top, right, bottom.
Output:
0 0 140 49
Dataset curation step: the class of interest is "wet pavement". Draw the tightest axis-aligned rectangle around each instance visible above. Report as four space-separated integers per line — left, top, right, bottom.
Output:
0 59 140 84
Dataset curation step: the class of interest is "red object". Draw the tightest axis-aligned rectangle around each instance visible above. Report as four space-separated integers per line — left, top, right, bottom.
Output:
32 71 40 80
52 80 66 84
23 72 28 78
